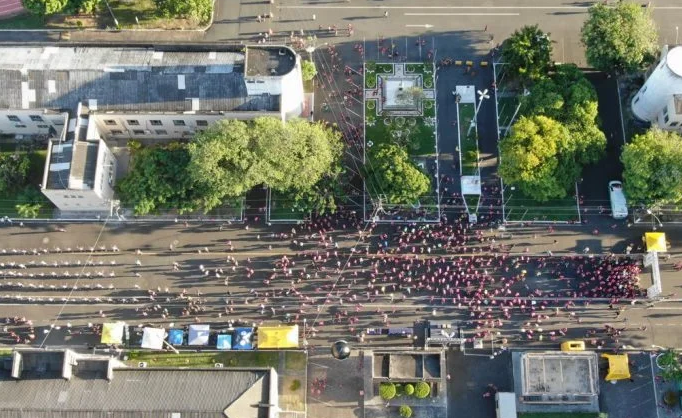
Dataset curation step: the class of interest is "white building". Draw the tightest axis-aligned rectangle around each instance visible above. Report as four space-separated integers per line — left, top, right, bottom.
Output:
631 45 682 132
0 45 304 212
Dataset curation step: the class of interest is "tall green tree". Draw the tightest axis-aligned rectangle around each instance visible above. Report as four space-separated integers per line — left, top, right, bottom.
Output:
0 152 30 195
366 144 430 205
499 115 577 201
621 129 682 205
501 24 553 85
22 0 68 15
154 0 212 24
301 60 317 82
581 1 658 74
117 143 198 215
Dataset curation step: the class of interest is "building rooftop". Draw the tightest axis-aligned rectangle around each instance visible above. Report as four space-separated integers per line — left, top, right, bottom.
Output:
1 349 273 418
69 141 99 190
0 45 283 113
245 47 296 77
46 140 73 190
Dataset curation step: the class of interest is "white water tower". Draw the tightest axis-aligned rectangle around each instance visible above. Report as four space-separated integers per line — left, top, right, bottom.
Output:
631 46 682 122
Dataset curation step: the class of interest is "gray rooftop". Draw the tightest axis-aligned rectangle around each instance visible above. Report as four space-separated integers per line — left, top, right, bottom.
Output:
0 46 283 113
69 141 99 190
0 367 271 418
46 140 72 190
245 47 296 77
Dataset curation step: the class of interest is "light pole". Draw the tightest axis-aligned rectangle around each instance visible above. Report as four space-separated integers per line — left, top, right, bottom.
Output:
646 209 663 230
467 89 490 136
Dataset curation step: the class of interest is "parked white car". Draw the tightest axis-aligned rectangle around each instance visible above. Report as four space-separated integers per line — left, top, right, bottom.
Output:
608 181 628 219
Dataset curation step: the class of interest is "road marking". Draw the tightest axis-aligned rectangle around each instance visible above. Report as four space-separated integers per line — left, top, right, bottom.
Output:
650 355 662 418
406 24 434 28
405 13 520 16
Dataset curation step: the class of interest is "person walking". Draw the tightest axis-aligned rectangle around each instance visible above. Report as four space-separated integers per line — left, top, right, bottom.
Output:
384 11 389 17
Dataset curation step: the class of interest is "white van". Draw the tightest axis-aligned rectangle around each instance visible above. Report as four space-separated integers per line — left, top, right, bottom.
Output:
608 181 628 220
495 392 517 418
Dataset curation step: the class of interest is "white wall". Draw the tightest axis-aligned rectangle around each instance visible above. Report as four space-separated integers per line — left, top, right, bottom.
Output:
280 56 305 119
93 139 116 202
655 96 682 132
632 46 682 122
42 188 109 212
0 110 67 136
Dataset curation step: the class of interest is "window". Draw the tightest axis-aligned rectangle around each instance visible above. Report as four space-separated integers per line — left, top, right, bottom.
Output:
671 121 679 127
173 120 186 126
664 114 670 124
641 86 647 94
15 124 26 128
196 120 208 127
37 124 49 129
110 130 123 135
77 195 84 199
155 129 168 135
52 119 64 126
30 115 43 122
664 106 668 116
104 120 117 126
127 119 140 126
633 96 640 104
7 115 20 122
132 129 145 135
150 120 163 126
63 195 70 199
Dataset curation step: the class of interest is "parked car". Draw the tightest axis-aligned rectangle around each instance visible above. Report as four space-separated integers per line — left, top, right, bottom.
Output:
609 181 628 219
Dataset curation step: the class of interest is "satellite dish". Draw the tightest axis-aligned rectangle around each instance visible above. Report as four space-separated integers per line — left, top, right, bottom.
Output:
331 340 351 360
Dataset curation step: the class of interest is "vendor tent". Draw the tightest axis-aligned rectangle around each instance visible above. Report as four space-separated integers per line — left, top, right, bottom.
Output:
101 322 125 344
233 327 254 350
258 325 299 349
188 324 210 346
141 327 165 350
216 334 232 350
602 353 631 381
168 329 184 345
645 232 667 252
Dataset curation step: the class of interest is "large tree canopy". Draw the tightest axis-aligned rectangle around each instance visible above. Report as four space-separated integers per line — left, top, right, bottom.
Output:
366 144 431 205
499 115 577 202
22 0 68 15
501 24 553 85
520 64 606 166
153 0 213 24
621 129 682 205
0 152 30 195
581 1 658 74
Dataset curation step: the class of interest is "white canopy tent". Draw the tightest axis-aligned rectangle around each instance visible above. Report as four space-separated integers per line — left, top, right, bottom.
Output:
188 324 210 346
141 327 166 350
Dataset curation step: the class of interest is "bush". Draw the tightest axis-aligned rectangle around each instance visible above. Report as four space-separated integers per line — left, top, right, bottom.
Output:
289 379 301 391
399 405 413 418
663 390 677 407
414 381 430 399
379 382 397 400
301 60 317 82
404 383 415 396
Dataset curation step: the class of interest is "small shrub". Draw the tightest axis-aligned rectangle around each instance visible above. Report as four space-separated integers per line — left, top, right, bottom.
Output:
379 382 397 400
414 381 430 399
301 60 317 82
404 383 415 396
399 405 413 418
663 390 677 407
290 379 301 391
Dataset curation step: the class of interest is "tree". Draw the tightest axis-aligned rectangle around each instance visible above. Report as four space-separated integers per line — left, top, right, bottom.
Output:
399 405 413 418
581 1 658 74
404 383 415 396
499 115 577 202
0 152 30 195
15 186 46 218
621 129 682 205
22 0 68 15
414 381 431 399
501 24 553 85
117 143 198 215
379 383 397 400
154 0 212 24
301 60 317 82
366 144 431 205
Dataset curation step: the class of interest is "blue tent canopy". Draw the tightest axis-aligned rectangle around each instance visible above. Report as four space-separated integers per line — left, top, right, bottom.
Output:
216 334 232 350
168 329 184 345
232 327 254 350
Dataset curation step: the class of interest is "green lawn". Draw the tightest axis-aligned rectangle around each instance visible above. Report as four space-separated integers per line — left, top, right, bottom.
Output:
497 96 520 129
284 351 307 372
458 103 479 176
504 188 580 222
365 102 436 157
126 350 281 368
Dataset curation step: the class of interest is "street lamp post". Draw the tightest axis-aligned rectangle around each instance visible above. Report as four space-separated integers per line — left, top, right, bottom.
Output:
467 89 490 136
676 26 679 45
646 209 663 230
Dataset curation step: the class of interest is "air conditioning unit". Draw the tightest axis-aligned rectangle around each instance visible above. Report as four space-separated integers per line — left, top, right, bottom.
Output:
214 363 224 368
138 362 148 368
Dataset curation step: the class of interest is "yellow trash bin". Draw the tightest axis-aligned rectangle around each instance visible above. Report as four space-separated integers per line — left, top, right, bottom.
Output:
561 340 585 351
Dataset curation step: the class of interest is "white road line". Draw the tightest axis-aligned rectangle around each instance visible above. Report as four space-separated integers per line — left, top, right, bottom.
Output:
405 13 521 16
406 24 435 28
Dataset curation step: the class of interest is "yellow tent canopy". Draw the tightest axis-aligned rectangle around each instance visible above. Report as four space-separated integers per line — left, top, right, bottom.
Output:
602 353 631 381
258 325 299 349
101 322 125 344
645 232 667 252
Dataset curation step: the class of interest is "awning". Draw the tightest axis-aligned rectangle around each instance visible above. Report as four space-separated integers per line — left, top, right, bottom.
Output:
645 232 667 252
188 324 210 346
101 322 125 344
233 327 254 350
141 327 165 350
168 329 184 345
258 325 299 349
602 353 631 381
216 334 232 350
